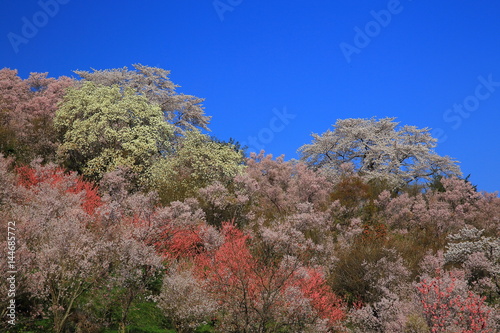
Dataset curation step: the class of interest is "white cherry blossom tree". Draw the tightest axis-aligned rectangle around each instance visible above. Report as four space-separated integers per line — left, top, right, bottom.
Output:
299 117 461 188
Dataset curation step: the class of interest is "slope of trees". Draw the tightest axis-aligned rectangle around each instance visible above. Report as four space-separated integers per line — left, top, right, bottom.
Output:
1 66 499 333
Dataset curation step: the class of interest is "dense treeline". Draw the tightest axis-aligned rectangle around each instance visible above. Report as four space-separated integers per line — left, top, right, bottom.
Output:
0 66 499 332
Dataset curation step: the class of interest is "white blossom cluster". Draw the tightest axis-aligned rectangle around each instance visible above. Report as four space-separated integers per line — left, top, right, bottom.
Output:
445 226 500 265
299 117 461 188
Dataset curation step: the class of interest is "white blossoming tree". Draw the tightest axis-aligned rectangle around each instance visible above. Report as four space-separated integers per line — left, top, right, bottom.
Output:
298 117 461 188
54 82 175 181
74 64 210 135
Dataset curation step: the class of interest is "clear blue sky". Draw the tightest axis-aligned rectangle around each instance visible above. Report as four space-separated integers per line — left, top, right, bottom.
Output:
1 1 499 192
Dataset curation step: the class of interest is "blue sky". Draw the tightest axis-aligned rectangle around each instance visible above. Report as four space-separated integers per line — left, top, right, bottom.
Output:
1 0 499 192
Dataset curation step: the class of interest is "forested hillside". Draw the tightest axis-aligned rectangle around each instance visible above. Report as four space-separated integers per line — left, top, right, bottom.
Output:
1 66 499 333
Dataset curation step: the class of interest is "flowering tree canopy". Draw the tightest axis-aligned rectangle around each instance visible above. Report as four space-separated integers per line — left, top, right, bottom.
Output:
74 64 210 134
54 81 175 181
147 130 244 204
0 68 74 162
299 117 461 188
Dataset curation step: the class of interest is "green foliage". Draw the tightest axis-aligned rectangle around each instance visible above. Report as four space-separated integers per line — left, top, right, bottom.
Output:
55 81 174 181
99 301 212 333
329 235 389 305
125 301 172 333
428 174 446 193
14 318 54 333
148 131 244 204
195 324 215 333
74 290 172 332
0 108 20 158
